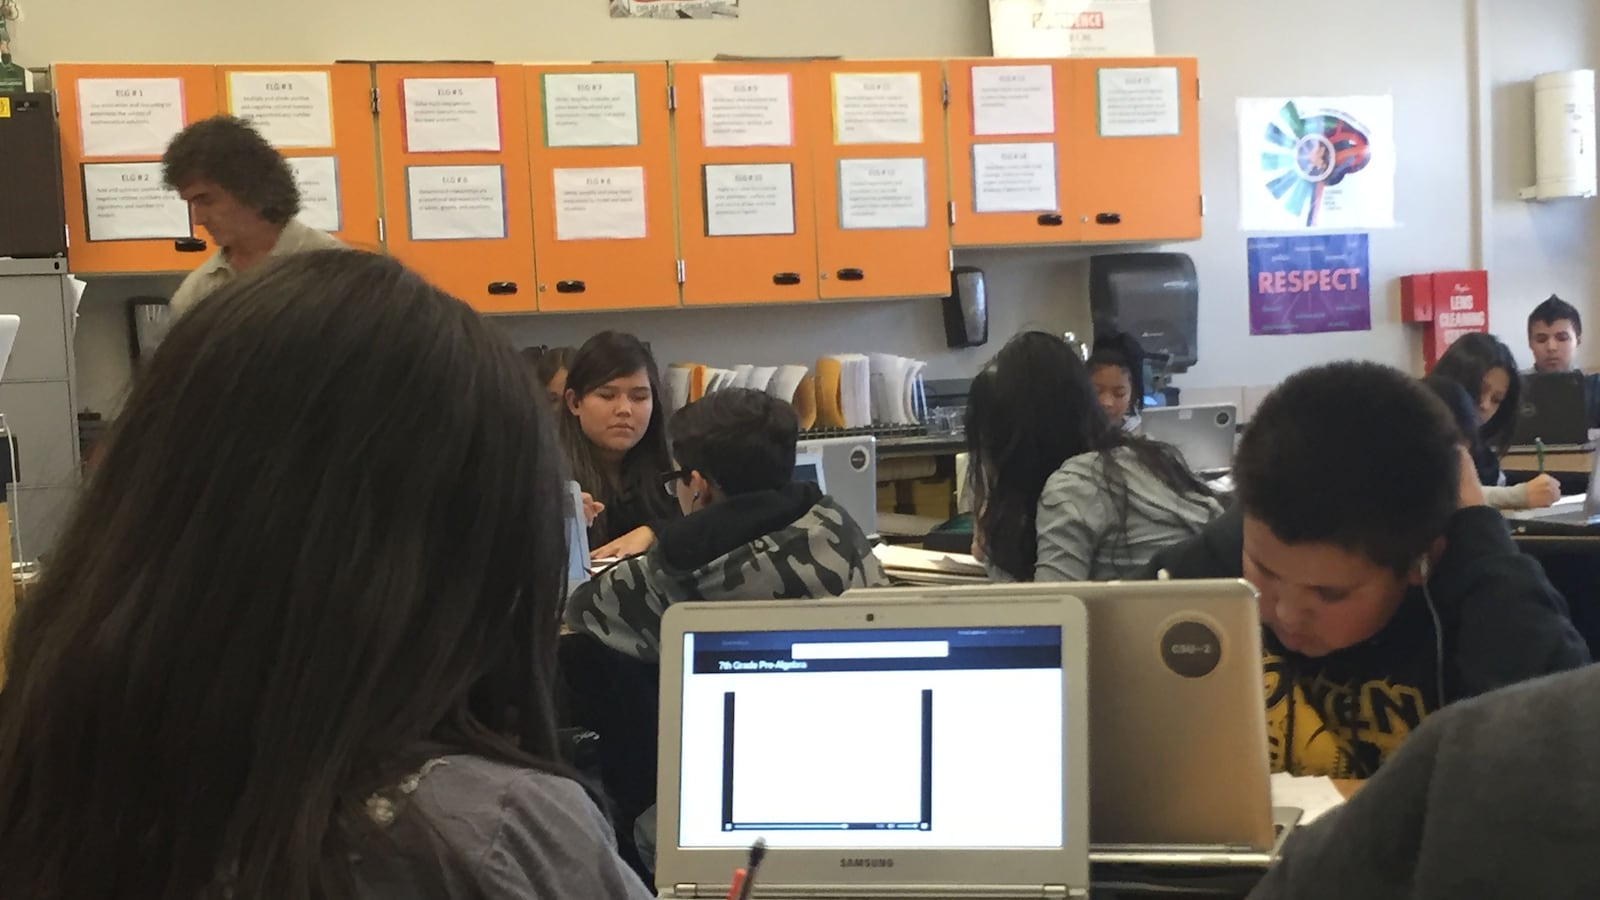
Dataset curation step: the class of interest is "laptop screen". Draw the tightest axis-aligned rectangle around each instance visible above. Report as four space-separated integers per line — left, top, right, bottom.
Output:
675 625 1065 849
791 450 826 493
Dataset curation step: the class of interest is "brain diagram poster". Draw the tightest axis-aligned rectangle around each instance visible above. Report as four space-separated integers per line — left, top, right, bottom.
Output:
1237 96 1395 231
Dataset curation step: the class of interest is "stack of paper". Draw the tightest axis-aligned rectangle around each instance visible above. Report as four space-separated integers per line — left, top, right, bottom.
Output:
1269 773 1348 825
769 364 817 429
747 365 778 394
873 544 988 585
815 354 872 428
868 353 929 426
703 368 739 393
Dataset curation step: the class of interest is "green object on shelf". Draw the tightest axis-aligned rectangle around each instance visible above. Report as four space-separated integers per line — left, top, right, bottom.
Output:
0 18 25 94
0 20 25 94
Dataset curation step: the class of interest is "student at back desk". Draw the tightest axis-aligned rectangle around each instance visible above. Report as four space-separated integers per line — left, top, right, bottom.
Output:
1527 294 1600 428
968 331 1222 582
1149 362 1587 779
1419 375 1560 509
1431 332 1524 489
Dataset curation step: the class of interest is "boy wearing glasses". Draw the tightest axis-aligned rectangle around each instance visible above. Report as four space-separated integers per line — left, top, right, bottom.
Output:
564 387 885 661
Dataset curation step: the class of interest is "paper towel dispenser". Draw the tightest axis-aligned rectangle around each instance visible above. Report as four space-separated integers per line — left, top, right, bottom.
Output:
1089 253 1200 374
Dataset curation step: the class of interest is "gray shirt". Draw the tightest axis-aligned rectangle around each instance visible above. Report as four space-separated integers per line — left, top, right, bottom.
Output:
169 218 343 316
352 754 654 899
1032 446 1223 581
1250 663 1600 900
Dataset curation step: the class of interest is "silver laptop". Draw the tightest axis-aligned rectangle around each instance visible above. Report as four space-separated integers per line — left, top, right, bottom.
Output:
655 594 1090 899
1140 405 1238 475
842 580 1298 868
564 480 592 592
796 436 879 537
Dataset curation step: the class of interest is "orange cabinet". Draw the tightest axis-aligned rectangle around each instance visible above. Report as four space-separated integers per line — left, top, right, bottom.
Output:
216 63 382 252
672 61 819 306
807 60 952 301
55 63 220 274
947 57 1201 248
947 58 1078 248
375 63 537 312
525 63 679 312
1067 58 1201 243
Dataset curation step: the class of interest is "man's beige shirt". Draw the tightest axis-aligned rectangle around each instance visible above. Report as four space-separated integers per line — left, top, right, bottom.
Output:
168 219 343 316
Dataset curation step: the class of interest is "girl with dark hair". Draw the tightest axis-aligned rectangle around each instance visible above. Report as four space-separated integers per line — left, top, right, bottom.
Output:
1088 332 1146 431
1419 375 1559 509
966 331 1222 582
0 250 652 899
1431 332 1523 488
521 344 575 409
559 331 680 554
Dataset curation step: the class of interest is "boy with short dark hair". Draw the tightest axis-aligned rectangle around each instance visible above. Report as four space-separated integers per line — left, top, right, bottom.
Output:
1150 362 1587 778
566 387 884 660
1527 294 1600 426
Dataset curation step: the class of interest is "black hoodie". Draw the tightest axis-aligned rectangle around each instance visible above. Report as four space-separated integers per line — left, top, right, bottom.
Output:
1148 505 1589 778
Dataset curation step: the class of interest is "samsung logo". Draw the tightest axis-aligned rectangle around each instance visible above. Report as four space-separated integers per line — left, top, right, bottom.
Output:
840 857 895 869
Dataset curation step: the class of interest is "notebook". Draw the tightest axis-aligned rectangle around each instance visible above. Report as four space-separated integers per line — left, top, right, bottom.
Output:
654 594 1090 899
1506 448 1600 531
842 580 1298 869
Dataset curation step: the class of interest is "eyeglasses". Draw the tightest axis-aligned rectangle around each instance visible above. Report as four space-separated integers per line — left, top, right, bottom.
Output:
661 469 689 497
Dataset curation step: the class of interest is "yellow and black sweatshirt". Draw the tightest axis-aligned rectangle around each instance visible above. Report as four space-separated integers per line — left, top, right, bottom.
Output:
1150 505 1590 778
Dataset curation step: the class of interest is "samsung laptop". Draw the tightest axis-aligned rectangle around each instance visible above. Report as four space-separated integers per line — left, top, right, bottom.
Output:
843 580 1298 869
1139 404 1239 475
655 594 1090 899
1510 372 1592 452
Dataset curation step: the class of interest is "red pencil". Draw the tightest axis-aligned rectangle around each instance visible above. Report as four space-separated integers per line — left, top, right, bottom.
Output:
724 868 747 900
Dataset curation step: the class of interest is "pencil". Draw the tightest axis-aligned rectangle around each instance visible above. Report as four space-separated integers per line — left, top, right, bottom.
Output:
1537 437 1546 474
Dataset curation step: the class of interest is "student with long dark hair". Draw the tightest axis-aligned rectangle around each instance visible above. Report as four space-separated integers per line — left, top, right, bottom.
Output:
1431 332 1522 487
1419 375 1559 510
0 250 652 899
558 331 679 554
967 331 1222 582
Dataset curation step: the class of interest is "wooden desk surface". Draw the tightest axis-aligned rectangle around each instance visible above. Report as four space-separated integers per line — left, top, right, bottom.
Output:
1333 778 1361 800
1503 450 1593 475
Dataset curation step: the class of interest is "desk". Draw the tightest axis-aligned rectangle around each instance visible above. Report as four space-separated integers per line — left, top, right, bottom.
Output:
1504 449 1593 475
1333 778 1361 800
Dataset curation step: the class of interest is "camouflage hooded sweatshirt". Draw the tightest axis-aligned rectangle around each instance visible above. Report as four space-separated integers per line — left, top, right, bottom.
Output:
564 482 886 662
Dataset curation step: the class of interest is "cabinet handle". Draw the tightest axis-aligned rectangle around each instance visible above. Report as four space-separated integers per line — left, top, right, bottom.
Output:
1095 212 1123 226
487 282 519 295
174 238 208 252
556 280 587 294
773 272 802 286
836 268 865 282
1037 214 1064 227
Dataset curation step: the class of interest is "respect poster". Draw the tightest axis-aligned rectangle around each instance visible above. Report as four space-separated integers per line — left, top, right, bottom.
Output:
1237 96 1395 231
1248 233 1371 336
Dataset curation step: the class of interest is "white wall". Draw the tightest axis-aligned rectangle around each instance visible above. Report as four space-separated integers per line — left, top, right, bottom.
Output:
1482 0 1600 369
16 0 1596 414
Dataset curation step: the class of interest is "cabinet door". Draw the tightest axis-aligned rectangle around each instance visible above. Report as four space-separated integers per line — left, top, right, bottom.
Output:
1066 58 1201 243
216 63 383 252
809 59 951 301
55 64 220 274
375 63 536 312
525 63 679 312
672 61 819 306
947 58 1079 247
